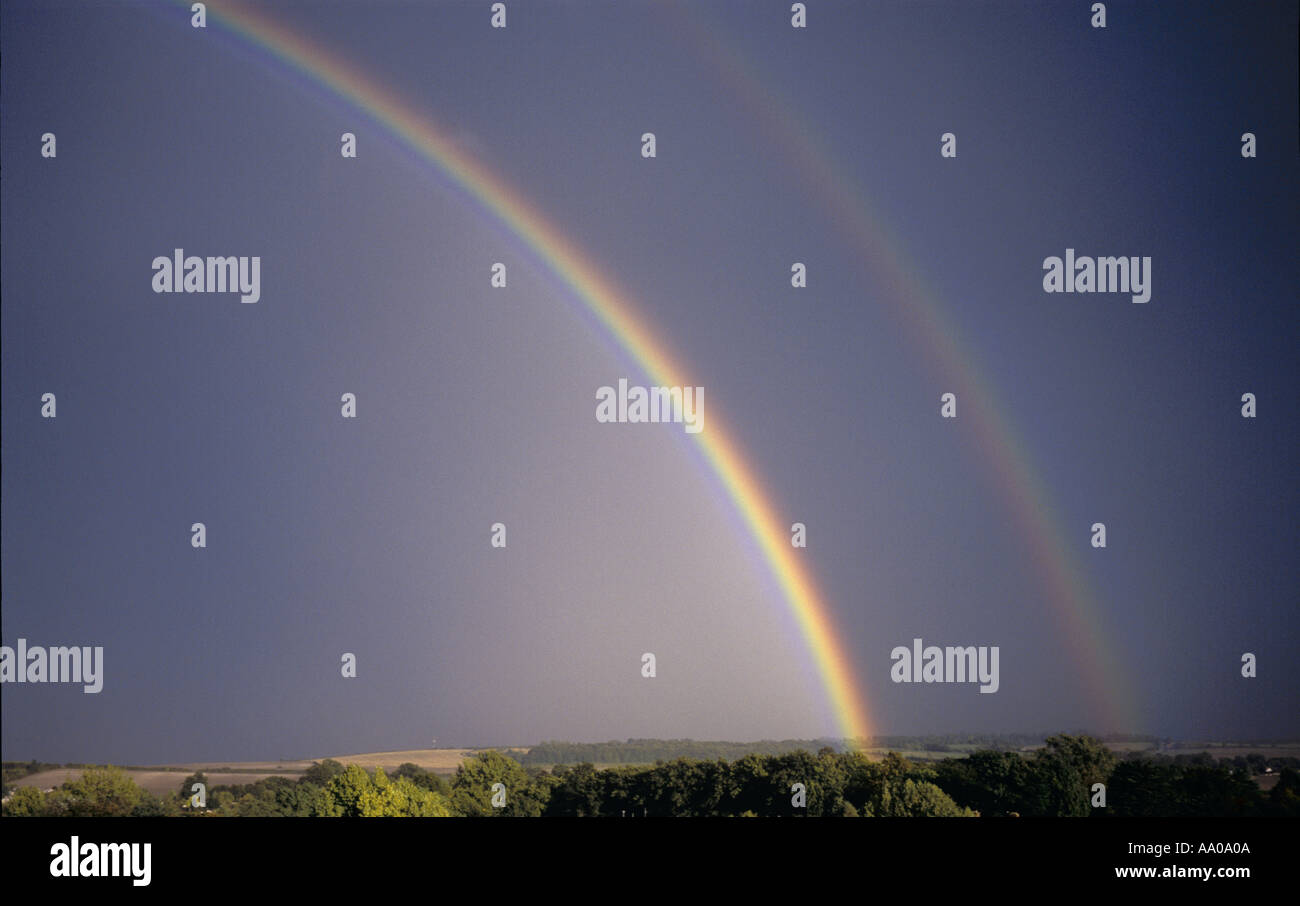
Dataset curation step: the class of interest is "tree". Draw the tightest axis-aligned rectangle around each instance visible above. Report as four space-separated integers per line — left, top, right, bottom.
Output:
501 768 556 817
131 793 174 816
643 758 723 816
727 753 772 816
450 750 530 816
60 766 145 817
1036 734 1115 816
356 768 453 816
546 763 605 816
325 764 375 817
865 778 975 817
840 751 883 814
1267 768 1300 817
394 762 450 796
767 751 835 816
1107 758 1262 817
933 750 1035 816
281 780 337 817
2 785 48 817
1025 752 1090 817
302 759 346 787
179 771 209 808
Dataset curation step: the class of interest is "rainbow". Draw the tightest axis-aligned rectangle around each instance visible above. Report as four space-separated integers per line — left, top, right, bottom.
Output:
662 0 1139 732
175 1 877 742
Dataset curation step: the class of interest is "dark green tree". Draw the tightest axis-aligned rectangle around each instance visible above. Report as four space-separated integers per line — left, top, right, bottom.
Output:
450 750 530 816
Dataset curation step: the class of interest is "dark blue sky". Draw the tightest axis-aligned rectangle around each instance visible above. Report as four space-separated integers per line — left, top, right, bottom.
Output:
2 0 1296 763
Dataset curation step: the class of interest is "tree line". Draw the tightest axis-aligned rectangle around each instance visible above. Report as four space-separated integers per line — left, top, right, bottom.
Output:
521 734 1057 765
4 735 1297 817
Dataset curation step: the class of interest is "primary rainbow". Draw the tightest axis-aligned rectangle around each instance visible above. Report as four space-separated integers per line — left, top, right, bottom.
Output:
181 1 876 743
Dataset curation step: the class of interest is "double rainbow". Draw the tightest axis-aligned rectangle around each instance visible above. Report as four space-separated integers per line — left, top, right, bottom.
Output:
163 0 1139 742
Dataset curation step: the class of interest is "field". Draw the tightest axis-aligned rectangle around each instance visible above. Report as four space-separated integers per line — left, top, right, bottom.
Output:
6 748 518 797
9 741 1300 798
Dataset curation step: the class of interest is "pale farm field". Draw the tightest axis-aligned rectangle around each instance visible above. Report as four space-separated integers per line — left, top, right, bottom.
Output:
9 748 518 797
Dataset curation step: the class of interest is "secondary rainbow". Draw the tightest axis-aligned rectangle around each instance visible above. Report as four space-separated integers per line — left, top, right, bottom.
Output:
663 0 1139 731
180 1 876 743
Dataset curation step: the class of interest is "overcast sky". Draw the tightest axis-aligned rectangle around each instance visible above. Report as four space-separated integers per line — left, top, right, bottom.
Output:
2 0 1296 763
